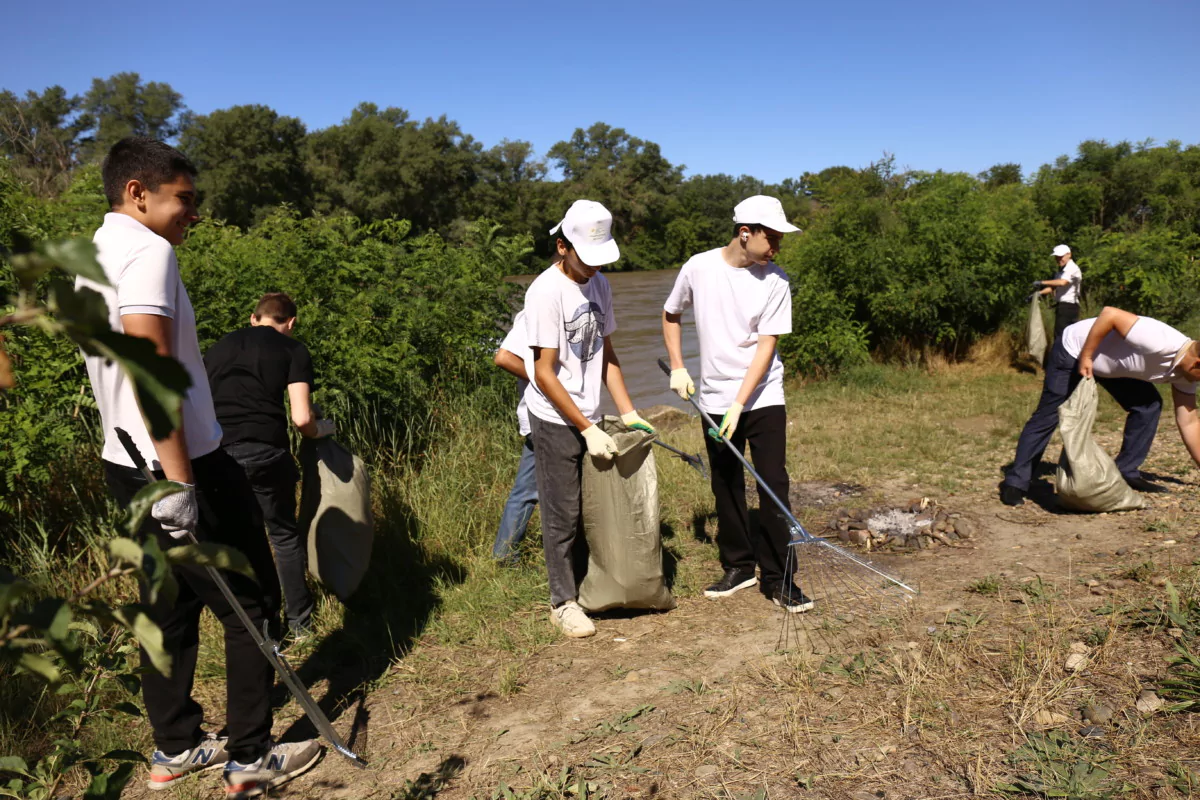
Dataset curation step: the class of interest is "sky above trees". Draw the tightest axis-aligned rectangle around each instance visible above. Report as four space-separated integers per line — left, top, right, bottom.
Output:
3 0 1198 183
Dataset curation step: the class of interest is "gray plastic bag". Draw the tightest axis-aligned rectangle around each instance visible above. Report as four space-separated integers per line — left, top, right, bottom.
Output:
299 438 375 601
578 417 676 612
1026 294 1047 364
1055 378 1145 512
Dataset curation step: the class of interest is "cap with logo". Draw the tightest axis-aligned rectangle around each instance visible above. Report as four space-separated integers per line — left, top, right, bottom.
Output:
1051 244 1071 257
732 195 801 234
549 200 620 267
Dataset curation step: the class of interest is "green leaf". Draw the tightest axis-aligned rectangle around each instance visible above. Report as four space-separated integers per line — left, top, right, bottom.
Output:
7 251 56 291
48 281 113 337
97 749 146 763
110 703 142 718
83 762 136 800
0 574 32 619
107 537 144 569
125 481 184 537
40 239 109 287
166 542 256 579
139 534 177 608
0 757 29 775
88 330 191 440
17 652 60 683
112 605 171 678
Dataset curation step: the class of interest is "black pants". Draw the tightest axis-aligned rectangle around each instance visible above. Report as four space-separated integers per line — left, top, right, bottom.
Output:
702 405 793 589
1003 338 1163 491
104 448 281 762
528 416 589 607
1053 301 1080 344
224 442 312 634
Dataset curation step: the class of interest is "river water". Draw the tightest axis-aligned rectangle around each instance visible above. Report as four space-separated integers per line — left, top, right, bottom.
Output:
506 269 700 416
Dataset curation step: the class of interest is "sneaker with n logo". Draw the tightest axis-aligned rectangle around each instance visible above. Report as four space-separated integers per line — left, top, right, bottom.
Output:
147 733 229 790
223 739 322 798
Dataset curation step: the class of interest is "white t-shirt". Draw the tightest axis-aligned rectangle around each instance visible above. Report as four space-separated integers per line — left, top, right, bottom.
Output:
77 213 223 469
1055 259 1082 304
663 248 792 415
522 265 616 427
1062 316 1196 394
499 311 532 437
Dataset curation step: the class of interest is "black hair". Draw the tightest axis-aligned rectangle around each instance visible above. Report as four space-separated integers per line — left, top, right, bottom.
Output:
549 232 575 264
253 292 298 323
732 223 765 239
102 136 197 209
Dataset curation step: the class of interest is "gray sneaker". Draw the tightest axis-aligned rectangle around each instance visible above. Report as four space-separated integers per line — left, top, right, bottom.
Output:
223 740 323 798
147 733 228 790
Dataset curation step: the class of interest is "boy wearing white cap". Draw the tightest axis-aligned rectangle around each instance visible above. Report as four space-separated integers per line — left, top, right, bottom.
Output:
522 199 656 638
1034 245 1082 343
662 196 813 614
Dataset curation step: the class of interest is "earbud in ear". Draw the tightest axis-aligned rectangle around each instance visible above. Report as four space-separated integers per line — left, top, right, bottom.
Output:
741 233 748 241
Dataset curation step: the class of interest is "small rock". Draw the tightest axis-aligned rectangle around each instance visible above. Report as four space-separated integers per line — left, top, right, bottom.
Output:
1079 725 1106 738
1085 579 1100 588
1065 653 1088 672
838 529 851 543
624 670 641 682
1168 627 1184 639
1075 532 1083 539
1069 642 1091 654
1151 576 1168 587
1136 690 1164 714
848 520 869 531
1116 546 1130 556
695 765 719 779
1162 539 1177 546
953 519 975 539
822 686 847 702
849 529 870 546
1082 703 1113 724
1034 709 1072 726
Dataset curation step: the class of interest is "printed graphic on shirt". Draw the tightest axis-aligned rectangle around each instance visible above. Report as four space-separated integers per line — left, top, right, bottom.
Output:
565 301 604 387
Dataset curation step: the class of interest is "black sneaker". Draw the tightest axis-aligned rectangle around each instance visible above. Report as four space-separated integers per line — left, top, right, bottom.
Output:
999 484 1025 506
703 568 758 598
1124 475 1169 494
765 581 815 613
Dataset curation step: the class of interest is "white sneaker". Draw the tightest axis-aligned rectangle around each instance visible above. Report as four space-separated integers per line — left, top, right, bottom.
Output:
147 733 228 790
223 740 322 798
551 601 596 638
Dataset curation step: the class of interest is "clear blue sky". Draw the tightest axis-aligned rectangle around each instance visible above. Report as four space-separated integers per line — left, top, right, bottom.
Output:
3 0 1198 183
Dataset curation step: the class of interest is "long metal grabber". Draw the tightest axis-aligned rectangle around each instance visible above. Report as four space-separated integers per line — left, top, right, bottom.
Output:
652 438 707 478
654 360 917 596
114 428 368 767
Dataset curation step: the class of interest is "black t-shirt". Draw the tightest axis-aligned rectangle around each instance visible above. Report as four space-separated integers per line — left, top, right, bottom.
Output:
204 326 315 449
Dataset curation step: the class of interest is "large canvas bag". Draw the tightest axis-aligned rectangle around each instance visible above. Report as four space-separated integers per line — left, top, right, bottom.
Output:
1056 378 1145 512
1026 294 1047 364
299 438 375 600
578 417 676 612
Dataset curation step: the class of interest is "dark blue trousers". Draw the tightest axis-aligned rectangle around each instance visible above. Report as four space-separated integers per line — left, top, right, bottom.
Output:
1004 338 1163 491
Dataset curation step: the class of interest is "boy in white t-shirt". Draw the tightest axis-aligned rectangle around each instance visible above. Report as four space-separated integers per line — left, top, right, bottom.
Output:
77 137 320 796
1034 244 1083 342
662 196 813 614
522 200 655 638
1001 306 1200 506
491 310 537 563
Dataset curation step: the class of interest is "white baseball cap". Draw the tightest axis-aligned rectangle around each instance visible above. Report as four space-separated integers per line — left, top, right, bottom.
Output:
1052 244 1071 257
549 200 619 267
733 195 801 233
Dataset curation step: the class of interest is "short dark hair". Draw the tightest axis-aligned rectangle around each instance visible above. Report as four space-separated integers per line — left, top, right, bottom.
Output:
549 233 575 264
253 292 297 324
732 223 766 238
102 137 197 209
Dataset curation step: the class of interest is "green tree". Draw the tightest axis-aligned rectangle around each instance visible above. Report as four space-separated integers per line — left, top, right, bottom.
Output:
178 104 311 228
80 73 185 162
0 86 91 197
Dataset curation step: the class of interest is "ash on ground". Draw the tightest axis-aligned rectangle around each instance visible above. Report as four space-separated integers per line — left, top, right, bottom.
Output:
822 498 977 552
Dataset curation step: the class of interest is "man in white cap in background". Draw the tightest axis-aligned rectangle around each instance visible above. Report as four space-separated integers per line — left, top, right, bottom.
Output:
522 199 656 638
1034 244 1083 343
662 196 813 614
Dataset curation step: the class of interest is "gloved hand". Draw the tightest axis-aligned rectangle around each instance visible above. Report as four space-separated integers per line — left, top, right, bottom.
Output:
620 411 656 435
581 424 618 460
669 368 695 400
151 482 198 540
1030 280 1046 290
314 418 336 439
712 402 744 441
1024 292 1038 303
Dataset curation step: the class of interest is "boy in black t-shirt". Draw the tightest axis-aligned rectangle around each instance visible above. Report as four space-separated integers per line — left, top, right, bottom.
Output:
205 293 334 638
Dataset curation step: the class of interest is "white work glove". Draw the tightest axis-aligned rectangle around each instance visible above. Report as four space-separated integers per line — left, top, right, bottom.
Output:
713 402 744 441
314 418 336 439
620 411 656 435
151 482 198 540
669 368 695 400
581 424 618 460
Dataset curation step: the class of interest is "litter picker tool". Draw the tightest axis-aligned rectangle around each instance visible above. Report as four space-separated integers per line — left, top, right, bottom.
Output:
652 438 708 479
655 360 916 647
114 427 368 768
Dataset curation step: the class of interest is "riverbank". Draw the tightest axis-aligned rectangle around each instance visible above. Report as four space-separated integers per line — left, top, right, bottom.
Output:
35 358 1185 799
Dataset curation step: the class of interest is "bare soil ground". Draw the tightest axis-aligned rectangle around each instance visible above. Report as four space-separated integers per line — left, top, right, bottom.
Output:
122 367 1200 800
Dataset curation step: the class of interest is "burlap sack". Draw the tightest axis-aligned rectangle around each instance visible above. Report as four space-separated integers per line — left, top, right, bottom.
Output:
1026 293 1047 364
1056 378 1145 512
578 417 676 612
299 438 375 600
